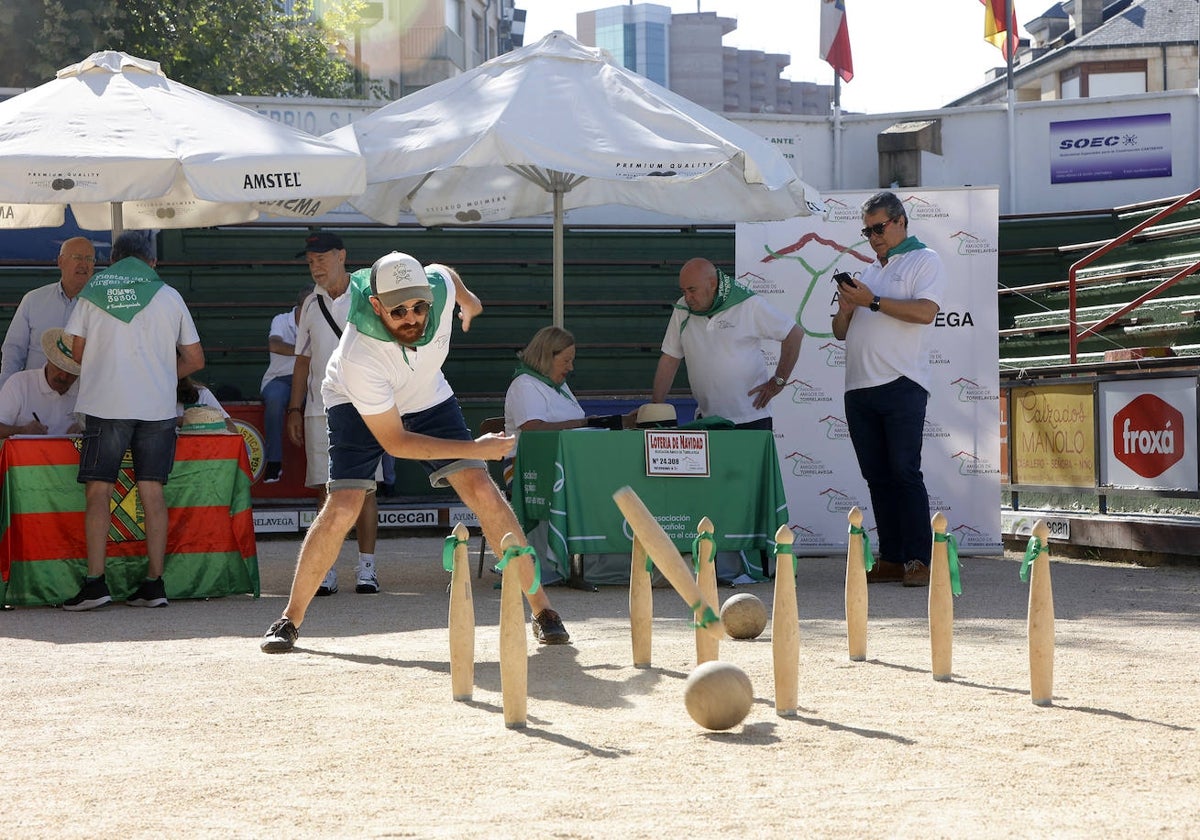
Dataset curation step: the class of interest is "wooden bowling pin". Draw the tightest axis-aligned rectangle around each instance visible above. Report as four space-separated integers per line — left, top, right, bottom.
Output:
612 486 723 640
694 517 719 664
629 535 653 668
447 522 475 702
771 524 799 717
498 532 528 729
845 506 868 662
1027 520 1055 707
928 512 953 682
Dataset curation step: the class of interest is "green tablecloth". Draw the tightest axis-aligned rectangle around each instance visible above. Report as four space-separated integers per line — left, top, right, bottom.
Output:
512 429 788 578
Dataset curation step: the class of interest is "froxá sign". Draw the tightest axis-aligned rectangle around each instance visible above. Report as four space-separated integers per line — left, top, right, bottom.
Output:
1113 394 1183 478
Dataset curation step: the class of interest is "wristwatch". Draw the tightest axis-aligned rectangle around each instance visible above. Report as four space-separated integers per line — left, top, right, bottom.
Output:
772 376 786 387
869 295 882 312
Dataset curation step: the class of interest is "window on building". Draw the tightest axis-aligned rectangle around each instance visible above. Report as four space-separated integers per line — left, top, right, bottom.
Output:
445 0 464 36
1060 60 1147 99
473 12 485 58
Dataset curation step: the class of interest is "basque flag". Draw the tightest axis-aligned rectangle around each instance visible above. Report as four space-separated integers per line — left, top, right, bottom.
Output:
819 0 854 83
982 0 1019 60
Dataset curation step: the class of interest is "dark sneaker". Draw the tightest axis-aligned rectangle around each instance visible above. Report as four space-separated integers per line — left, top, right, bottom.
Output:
865 559 905 584
62 576 112 611
316 568 338 596
261 617 299 653
531 608 570 645
127 577 168 608
903 560 931 588
263 462 282 483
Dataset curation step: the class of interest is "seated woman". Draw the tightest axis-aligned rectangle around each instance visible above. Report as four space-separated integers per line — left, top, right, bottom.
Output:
504 326 587 438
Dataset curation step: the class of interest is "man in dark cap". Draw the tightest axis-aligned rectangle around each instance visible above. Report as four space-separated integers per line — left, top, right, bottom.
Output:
285 231 380 595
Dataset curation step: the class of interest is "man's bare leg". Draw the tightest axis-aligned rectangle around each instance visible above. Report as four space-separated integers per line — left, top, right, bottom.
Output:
281 488 368 628
446 468 554 616
137 480 168 579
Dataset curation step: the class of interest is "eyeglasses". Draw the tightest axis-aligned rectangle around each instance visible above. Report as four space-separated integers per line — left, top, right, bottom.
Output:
388 300 430 319
860 218 898 239
64 255 95 264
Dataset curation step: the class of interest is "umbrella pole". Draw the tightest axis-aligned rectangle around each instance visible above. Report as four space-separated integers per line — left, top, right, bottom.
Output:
553 187 564 328
110 202 124 239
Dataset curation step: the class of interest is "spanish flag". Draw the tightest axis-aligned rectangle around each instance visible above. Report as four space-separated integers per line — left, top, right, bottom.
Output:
982 0 1019 60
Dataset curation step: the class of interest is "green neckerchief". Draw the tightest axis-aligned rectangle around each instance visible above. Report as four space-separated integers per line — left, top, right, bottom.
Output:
346 266 448 365
511 362 577 403
674 268 755 333
886 235 927 259
77 257 164 323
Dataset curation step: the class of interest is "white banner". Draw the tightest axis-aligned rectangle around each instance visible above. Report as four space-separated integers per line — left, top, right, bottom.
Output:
736 187 1002 555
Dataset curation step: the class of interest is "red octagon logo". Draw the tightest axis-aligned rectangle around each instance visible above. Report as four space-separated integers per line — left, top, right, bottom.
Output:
1113 394 1185 478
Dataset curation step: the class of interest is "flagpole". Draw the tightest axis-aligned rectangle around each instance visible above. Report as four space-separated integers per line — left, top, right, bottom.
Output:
1005 0 1018 214
832 72 843 190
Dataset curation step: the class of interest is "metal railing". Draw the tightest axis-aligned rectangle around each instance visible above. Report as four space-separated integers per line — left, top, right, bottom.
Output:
1068 187 1200 362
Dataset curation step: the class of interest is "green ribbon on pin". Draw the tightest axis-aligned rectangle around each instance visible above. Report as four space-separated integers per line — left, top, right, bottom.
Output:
1020 536 1045 583
442 533 469 572
497 544 541 595
687 599 721 630
849 524 875 571
934 532 963 595
691 531 717 574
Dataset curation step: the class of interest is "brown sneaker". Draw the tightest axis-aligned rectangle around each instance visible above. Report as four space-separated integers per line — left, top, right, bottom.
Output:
866 559 904 583
531 608 571 645
902 560 930 588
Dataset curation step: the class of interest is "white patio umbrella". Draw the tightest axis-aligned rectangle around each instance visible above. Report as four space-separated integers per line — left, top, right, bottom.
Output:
0 51 365 234
326 31 823 326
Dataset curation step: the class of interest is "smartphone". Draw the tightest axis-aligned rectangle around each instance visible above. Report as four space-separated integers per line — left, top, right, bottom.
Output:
833 271 856 288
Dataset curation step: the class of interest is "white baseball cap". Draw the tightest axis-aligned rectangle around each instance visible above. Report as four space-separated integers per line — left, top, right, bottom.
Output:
370 251 432 309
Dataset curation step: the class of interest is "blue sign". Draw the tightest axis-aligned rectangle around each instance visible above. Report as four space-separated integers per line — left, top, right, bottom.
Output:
1049 113 1172 184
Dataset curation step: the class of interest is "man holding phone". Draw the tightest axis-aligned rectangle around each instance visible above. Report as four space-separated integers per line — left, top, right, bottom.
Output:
832 191 946 588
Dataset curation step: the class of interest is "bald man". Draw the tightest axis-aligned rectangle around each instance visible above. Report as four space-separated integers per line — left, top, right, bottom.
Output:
652 257 803 430
0 237 96 390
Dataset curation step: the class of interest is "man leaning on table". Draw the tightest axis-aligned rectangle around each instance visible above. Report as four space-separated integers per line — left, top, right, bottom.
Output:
0 328 82 439
61 231 205 611
651 257 802 430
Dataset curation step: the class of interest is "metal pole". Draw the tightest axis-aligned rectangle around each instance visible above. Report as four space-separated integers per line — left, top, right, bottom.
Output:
553 186 564 328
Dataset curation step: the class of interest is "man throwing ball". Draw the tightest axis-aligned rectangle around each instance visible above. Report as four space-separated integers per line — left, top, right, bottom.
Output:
261 252 570 651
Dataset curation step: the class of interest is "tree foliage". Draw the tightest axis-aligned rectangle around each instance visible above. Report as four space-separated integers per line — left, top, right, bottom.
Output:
0 0 363 98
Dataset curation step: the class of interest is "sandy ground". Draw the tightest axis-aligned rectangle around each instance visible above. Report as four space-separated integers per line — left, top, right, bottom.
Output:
2 535 1198 839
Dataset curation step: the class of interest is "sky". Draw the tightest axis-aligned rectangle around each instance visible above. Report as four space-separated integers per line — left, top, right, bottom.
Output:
516 0 1031 115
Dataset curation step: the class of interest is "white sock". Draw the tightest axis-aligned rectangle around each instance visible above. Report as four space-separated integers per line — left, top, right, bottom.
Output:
358 554 375 571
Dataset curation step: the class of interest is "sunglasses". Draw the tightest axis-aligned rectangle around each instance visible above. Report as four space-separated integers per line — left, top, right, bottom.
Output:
860 218 898 238
388 300 430 319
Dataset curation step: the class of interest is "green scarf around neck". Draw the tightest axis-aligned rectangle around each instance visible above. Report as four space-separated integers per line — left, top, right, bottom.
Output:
673 268 755 333
78 256 164 323
512 362 577 402
346 266 447 347
886 235 928 259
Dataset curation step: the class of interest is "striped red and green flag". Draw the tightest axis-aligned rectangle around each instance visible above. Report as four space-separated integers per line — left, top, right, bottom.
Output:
0 434 259 607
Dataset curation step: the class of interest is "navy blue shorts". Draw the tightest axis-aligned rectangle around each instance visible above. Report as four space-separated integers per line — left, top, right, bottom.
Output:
77 416 179 484
326 396 486 492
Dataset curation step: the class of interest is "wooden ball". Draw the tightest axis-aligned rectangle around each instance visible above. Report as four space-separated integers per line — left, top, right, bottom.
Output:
683 661 753 730
721 593 767 639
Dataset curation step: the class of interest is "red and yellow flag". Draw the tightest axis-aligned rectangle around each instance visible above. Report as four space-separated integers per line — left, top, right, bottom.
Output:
0 435 259 606
981 0 1019 60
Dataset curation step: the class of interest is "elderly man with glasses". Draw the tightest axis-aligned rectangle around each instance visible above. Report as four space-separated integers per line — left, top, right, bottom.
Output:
0 237 95 390
831 190 946 589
